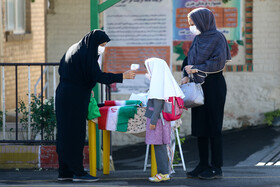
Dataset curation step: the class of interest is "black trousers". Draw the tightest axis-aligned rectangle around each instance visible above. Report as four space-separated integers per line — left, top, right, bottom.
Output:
58 156 86 176
197 135 223 167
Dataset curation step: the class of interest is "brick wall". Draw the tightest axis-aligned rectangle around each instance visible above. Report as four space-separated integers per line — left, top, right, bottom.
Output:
46 0 90 97
46 0 90 62
1 0 46 110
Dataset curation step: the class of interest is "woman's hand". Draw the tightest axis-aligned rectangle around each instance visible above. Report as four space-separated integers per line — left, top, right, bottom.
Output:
184 65 198 74
149 124 156 130
181 76 190 84
123 70 136 79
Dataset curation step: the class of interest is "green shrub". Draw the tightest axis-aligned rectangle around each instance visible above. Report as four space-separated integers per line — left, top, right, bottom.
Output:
18 94 56 140
264 109 280 126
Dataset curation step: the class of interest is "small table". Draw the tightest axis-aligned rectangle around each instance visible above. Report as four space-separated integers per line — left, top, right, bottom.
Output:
88 107 184 177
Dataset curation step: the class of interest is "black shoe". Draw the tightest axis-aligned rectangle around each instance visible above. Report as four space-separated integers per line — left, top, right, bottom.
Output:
73 173 99 182
186 164 209 178
57 175 73 181
198 167 223 180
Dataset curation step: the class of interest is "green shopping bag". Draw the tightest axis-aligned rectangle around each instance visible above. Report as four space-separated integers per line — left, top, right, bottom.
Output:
87 96 101 120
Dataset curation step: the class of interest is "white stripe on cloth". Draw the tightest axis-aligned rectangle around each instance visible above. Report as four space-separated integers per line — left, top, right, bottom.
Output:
115 100 126 106
106 106 121 131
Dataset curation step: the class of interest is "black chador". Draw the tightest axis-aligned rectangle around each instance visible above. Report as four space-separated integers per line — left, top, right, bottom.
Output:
55 30 123 176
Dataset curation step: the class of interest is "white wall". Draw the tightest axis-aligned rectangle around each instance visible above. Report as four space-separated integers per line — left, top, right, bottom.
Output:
46 0 280 146
111 0 280 145
223 0 280 130
178 0 280 136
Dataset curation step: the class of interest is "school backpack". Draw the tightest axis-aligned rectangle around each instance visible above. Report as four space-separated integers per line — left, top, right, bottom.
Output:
162 97 185 121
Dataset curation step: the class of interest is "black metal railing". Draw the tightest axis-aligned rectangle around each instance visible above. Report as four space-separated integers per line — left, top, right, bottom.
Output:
0 63 112 144
0 63 59 144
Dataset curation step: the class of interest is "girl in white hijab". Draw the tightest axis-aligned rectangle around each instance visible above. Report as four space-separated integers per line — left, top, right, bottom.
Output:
144 57 184 182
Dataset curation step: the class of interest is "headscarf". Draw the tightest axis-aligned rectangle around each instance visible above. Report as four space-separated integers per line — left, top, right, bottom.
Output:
59 30 110 88
187 8 231 83
145 58 185 100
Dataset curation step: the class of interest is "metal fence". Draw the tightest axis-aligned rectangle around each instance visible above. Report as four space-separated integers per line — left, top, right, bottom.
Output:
0 63 59 144
0 63 112 144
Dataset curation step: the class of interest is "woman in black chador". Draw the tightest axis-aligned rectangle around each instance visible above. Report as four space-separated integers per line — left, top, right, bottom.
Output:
55 30 135 182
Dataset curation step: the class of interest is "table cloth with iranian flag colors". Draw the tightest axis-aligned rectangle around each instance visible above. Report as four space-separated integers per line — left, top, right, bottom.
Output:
98 100 142 132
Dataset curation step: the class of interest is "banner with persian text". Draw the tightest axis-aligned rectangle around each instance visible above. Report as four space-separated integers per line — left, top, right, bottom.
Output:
104 0 172 94
173 0 242 41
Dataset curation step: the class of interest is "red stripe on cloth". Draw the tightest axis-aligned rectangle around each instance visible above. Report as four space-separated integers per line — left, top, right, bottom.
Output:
104 100 116 106
98 106 110 130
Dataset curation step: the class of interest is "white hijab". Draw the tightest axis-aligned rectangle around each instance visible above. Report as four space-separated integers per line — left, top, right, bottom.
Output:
145 57 185 100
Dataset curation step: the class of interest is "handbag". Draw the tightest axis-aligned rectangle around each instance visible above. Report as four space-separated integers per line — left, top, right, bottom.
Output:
180 75 204 108
162 97 184 121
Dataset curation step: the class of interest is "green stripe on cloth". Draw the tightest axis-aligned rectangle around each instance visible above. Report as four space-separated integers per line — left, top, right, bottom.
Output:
125 100 143 106
116 106 138 132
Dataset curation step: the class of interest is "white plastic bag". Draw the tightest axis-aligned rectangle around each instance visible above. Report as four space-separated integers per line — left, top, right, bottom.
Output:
129 93 148 106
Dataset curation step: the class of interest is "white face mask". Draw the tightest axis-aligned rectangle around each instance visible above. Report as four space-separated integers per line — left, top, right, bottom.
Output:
98 46 105 55
145 73 151 80
189 25 201 35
